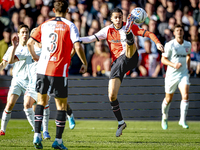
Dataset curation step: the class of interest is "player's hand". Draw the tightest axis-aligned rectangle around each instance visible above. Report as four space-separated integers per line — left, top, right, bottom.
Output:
173 63 182 69
11 35 19 48
156 43 164 53
79 64 87 74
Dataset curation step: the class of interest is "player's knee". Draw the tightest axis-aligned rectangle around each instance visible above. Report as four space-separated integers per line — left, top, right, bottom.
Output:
108 93 117 101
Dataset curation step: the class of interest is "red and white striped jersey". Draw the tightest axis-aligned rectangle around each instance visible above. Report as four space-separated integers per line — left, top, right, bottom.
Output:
88 22 160 63
31 17 80 77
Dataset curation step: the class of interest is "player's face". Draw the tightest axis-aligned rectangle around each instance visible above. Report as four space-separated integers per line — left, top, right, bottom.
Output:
173 27 184 38
18 27 29 43
111 12 123 29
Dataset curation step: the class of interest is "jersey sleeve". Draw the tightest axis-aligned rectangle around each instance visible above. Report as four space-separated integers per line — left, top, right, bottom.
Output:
2 46 12 62
94 26 108 41
132 24 160 44
70 23 80 43
162 42 171 58
31 25 42 43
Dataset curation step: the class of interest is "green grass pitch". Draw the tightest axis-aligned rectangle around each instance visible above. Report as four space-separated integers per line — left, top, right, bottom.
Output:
0 119 199 150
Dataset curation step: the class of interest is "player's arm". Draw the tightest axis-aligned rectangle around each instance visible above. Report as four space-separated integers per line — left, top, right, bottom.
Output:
80 35 97 44
0 60 8 71
161 56 182 69
186 54 191 72
27 38 39 61
74 42 88 73
80 27 108 44
8 35 19 64
70 48 76 58
132 25 164 53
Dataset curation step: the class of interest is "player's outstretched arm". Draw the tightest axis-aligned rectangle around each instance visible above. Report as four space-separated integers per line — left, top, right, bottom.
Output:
27 38 39 61
74 42 88 73
80 35 97 44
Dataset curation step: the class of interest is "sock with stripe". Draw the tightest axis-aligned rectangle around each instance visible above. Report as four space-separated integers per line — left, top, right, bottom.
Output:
110 99 124 125
34 105 44 133
56 110 66 139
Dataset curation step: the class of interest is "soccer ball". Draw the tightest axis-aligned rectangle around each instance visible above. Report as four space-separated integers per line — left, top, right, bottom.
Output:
131 7 148 24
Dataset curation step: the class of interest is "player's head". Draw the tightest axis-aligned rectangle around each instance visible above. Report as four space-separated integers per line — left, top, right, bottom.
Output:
17 24 29 44
53 0 69 15
110 8 123 29
173 24 184 38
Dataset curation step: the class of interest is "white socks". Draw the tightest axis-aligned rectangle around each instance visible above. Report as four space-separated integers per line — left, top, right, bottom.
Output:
55 138 63 144
24 108 35 130
43 105 50 132
180 100 189 122
118 120 125 125
161 98 171 120
1 110 11 132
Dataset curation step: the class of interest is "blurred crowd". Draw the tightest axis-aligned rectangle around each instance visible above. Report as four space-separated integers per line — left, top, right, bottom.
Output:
0 0 199 77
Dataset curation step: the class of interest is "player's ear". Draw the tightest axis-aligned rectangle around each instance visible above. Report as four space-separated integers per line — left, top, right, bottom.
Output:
66 8 69 13
53 8 55 13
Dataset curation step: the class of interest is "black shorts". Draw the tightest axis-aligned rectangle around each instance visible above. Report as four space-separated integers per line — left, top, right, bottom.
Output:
110 51 138 82
36 74 68 98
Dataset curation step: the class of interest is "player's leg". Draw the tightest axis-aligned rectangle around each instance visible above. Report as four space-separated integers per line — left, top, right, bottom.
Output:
23 95 36 131
108 78 126 137
0 94 19 135
125 33 137 59
66 103 75 129
33 74 49 149
161 93 173 130
50 76 68 149
52 97 68 149
178 77 190 129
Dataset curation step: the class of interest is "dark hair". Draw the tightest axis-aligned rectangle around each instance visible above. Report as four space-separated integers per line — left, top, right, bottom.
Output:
54 0 68 13
173 24 184 31
17 24 29 33
110 8 123 17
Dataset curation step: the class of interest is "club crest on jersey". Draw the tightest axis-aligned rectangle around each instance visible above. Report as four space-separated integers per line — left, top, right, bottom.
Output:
185 48 189 52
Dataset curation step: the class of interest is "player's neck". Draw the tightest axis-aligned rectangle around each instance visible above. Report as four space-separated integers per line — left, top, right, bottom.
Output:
19 41 27 47
175 37 183 44
55 12 66 18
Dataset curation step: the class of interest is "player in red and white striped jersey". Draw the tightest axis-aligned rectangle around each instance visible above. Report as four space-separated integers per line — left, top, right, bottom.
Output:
27 0 87 149
80 8 164 137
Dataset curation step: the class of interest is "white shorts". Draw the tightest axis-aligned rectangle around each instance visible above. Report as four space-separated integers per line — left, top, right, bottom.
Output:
8 78 28 97
165 74 190 94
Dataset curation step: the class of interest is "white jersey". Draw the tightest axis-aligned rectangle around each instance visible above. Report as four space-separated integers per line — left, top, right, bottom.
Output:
16 45 41 87
3 45 29 80
162 39 191 78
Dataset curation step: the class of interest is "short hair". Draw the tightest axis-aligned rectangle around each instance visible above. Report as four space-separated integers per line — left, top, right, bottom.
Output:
110 8 123 17
173 24 184 31
54 0 68 13
17 24 29 33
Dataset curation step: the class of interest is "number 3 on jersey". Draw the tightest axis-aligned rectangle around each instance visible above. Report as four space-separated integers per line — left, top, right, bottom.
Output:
47 32 58 53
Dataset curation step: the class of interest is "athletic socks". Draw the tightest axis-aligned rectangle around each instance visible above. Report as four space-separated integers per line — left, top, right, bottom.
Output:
110 99 124 124
180 100 189 122
126 32 134 45
24 108 35 130
1 110 11 132
34 105 44 133
43 105 50 132
66 104 72 117
161 98 171 120
55 110 66 139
